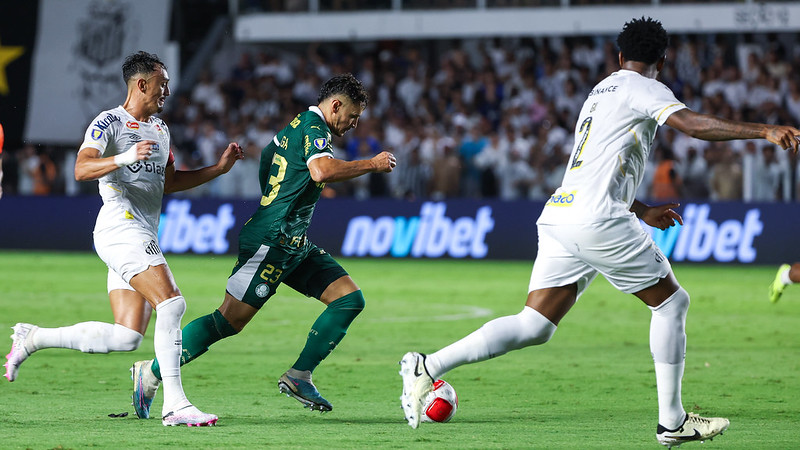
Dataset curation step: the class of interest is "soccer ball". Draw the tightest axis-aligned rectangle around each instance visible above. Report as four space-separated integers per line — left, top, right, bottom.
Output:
421 379 458 423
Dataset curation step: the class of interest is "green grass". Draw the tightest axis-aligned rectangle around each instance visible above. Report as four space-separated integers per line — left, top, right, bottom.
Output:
1 251 799 449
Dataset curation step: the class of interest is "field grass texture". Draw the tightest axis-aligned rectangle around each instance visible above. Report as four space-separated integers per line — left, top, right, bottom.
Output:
1 251 798 449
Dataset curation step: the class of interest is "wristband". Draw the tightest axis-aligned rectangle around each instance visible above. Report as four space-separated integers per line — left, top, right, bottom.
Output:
114 144 140 167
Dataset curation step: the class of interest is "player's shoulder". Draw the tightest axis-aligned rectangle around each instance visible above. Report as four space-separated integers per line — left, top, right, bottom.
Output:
87 105 125 129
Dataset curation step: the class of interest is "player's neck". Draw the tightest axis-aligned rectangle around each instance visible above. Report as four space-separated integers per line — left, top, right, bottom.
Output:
122 98 153 122
620 61 659 79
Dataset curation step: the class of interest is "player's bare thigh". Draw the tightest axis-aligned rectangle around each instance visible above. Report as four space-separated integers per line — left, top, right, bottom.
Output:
128 264 182 306
319 275 358 305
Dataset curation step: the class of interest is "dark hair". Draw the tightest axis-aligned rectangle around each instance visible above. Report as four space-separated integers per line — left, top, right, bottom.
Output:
317 73 369 107
122 51 165 84
616 17 669 65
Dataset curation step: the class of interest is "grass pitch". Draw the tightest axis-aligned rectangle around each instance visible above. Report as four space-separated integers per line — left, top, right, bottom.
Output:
1 251 799 449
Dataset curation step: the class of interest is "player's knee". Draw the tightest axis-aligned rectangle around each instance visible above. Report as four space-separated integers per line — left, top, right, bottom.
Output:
518 307 557 346
330 290 365 312
652 287 690 319
110 324 144 352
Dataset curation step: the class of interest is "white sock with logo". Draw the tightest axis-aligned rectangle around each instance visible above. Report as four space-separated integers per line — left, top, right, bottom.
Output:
425 306 556 379
30 322 142 353
154 296 191 414
649 287 690 429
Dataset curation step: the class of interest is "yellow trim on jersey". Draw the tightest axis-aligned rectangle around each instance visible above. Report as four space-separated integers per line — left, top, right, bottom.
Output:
656 103 684 122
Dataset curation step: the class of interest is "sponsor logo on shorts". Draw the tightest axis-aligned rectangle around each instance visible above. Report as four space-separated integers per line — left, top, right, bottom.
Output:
255 283 270 298
144 239 162 255
126 121 139 130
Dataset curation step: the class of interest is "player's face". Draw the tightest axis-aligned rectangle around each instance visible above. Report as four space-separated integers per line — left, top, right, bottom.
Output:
143 66 171 114
331 99 364 137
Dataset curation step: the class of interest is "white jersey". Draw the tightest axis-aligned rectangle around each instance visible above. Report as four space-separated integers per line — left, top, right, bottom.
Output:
537 70 686 225
80 105 174 234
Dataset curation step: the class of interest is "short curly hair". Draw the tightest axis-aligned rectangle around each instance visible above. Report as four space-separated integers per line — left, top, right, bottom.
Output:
122 51 166 84
318 73 369 108
616 17 669 65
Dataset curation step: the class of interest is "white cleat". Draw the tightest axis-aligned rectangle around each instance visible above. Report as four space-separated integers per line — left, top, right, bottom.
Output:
656 412 730 448
162 404 218 427
4 323 37 382
398 351 434 429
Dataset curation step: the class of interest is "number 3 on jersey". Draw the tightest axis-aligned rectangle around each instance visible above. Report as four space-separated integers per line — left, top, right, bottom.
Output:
260 153 287 206
570 116 592 170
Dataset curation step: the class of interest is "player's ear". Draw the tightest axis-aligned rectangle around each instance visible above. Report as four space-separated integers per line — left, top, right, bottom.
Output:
330 97 341 113
137 77 148 93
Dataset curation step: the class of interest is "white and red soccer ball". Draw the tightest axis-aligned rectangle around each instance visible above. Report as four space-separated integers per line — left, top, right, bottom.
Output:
421 379 458 423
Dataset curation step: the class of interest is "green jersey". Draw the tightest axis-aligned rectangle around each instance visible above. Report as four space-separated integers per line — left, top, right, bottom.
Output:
240 106 333 253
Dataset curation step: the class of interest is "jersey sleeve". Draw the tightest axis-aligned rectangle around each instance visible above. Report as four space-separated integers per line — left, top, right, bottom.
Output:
632 80 687 126
79 112 114 155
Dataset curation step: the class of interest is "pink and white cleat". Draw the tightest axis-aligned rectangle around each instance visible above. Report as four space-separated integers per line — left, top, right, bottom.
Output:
5 323 37 382
162 405 218 427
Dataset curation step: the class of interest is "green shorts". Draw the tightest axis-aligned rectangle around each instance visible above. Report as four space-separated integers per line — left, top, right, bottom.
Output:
225 241 348 309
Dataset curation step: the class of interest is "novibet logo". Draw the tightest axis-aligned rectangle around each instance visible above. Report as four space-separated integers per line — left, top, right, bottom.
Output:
341 202 495 258
649 203 763 263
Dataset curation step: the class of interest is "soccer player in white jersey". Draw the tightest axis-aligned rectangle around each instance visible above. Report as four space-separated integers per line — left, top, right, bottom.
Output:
400 17 800 447
5 51 244 427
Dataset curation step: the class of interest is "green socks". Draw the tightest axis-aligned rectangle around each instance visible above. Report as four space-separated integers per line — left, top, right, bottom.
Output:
151 309 237 380
292 290 365 372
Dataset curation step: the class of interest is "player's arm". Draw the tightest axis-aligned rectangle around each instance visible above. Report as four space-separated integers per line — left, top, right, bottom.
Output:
164 142 244 193
308 151 396 183
74 140 156 181
665 109 800 152
631 200 683 231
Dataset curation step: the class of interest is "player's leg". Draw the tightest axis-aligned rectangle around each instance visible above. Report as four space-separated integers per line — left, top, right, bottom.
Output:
4 275 147 382
279 248 357 412
768 262 800 303
590 216 727 445
129 264 217 426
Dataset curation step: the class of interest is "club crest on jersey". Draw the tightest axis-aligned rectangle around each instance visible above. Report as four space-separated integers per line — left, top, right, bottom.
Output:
91 129 104 140
313 138 327 150
126 121 139 130
154 123 164 134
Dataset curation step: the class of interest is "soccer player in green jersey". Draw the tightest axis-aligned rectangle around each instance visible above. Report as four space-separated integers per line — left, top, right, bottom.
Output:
131 73 396 418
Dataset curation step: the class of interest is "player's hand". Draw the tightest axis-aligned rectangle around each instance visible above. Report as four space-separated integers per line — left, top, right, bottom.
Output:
641 202 683 231
371 151 396 173
765 125 800 153
217 142 245 174
115 140 157 167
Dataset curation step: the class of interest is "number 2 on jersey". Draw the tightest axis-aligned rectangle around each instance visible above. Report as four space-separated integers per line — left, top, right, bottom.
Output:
570 116 592 170
260 153 287 206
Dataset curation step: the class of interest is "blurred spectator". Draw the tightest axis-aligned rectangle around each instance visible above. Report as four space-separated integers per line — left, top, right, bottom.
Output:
743 142 785 202
496 149 536 200
709 144 743 200
651 146 683 202
431 138 461 199
394 148 432 200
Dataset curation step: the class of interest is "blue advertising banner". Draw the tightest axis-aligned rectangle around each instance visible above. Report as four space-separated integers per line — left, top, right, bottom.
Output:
1 196 799 265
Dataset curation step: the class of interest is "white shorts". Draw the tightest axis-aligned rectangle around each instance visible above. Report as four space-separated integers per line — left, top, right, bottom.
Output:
529 215 671 297
94 226 167 287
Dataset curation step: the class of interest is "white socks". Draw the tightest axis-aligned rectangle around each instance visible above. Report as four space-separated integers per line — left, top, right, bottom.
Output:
154 296 191 413
426 306 556 379
649 287 690 429
30 322 142 353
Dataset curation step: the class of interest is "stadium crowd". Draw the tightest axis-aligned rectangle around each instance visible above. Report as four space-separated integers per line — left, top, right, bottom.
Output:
3 32 800 202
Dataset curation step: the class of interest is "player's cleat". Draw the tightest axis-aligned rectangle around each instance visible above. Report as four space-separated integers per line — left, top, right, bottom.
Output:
398 351 434 429
656 412 730 448
4 323 37 382
131 360 160 419
768 264 790 303
162 404 218 427
278 372 333 412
